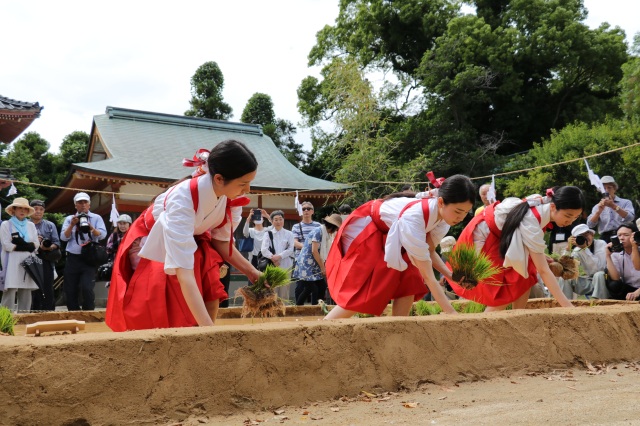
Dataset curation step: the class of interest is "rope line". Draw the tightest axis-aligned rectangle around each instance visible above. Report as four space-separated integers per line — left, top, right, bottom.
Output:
4 141 639 197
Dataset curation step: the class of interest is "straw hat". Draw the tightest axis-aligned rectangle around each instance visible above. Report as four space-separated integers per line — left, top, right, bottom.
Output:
323 213 343 228
5 197 35 216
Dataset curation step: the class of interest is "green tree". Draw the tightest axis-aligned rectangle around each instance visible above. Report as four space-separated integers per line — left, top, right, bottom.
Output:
620 33 640 123
50 131 90 192
241 93 306 168
185 61 233 120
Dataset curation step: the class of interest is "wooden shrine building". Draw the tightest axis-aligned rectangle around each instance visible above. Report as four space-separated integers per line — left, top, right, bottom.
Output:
0 96 43 143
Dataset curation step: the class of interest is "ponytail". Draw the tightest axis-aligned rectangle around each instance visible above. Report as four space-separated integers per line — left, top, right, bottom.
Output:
499 202 531 258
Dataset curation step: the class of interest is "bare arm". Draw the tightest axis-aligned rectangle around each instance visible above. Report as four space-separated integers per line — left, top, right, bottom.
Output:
530 252 574 308
631 237 640 271
604 246 621 281
175 268 214 326
427 234 452 280
411 256 457 314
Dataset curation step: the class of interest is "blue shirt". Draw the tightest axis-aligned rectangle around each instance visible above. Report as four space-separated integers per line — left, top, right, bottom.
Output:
32 219 60 248
586 196 635 234
60 211 107 255
292 220 321 257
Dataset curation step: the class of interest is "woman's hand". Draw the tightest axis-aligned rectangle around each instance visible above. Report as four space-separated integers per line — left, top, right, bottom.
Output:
626 288 640 301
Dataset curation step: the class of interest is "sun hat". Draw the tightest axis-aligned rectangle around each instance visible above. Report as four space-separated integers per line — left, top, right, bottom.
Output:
5 197 35 216
439 236 456 253
571 224 595 237
323 214 343 228
117 214 132 224
73 192 91 203
600 176 616 185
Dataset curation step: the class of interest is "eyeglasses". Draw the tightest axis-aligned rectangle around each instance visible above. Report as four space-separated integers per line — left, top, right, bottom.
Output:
302 207 313 211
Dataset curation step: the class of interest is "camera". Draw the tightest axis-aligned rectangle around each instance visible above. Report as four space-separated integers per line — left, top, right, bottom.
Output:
575 235 587 246
602 193 610 199
251 209 262 222
77 212 91 233
634 232 640 245
609 236 624 253
42 239 53 248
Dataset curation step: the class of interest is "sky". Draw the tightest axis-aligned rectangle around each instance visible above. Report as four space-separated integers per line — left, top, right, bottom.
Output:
3 0 639 154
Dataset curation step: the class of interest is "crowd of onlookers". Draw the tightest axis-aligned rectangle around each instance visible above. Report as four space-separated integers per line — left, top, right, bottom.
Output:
2 172 640 314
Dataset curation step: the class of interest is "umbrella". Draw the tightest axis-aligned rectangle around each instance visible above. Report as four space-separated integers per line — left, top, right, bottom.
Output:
21 255 45 298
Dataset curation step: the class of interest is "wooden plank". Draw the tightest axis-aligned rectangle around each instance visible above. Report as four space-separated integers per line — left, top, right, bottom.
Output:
25 320 86 336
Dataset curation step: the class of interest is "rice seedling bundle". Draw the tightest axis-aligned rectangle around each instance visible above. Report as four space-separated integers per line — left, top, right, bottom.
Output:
0 307 17 336
235 265 292 318
448 243 502 290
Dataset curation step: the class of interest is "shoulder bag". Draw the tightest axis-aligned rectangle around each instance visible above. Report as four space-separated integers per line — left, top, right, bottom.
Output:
256 231 275 272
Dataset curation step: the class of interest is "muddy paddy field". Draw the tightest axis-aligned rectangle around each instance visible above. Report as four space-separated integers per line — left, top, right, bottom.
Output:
1 300 639 425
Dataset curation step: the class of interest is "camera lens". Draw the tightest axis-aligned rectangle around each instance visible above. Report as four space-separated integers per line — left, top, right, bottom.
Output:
575 235 586 246
42 239 52 248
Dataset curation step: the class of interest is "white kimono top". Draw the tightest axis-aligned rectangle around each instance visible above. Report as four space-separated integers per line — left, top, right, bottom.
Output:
384 197 450 271
473 197 549 278
138 173 242 275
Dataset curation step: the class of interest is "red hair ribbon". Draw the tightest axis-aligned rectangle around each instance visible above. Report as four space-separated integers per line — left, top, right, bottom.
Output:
182 149 210 177
546 188 554 198
425 171 445 188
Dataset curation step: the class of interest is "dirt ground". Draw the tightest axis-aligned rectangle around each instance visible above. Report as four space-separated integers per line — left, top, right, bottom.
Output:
199 362 640 426
1 302 640 425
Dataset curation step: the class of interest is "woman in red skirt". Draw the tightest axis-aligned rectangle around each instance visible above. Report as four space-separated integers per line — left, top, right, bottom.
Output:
447 186 585 311
325 175 476 318
106 140 261 331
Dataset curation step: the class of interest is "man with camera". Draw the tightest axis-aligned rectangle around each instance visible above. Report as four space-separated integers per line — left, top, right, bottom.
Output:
586 176 634 242
60 192 107 311
595 223 640 300
558 224 607 299
29 199 61 311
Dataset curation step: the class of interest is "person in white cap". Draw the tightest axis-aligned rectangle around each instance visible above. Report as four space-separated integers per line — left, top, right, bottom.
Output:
586 176 634 243
60 192 107 311
557 223 607 299
106 214 132 262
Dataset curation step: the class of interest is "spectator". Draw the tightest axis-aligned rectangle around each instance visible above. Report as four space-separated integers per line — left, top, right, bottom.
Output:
106 214 132 262
474 184 492 216
586 176 634 242
558 224 607 299
242 208 270 268
0 198 39 312
60 192 107 311
30 199 61 311
292 201 321 301
338 204 352 221
596 224 640 300
261 210 295 300
293 213 342 305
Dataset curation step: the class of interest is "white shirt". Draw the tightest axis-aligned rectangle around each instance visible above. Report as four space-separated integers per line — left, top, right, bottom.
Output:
139 174 242 274
261 227 295 270
384 197 449 271
473 198 549 278
571 239 607 277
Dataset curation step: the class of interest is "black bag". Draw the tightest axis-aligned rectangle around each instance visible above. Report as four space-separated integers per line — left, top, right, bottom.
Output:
97 262 114 281
39 248 62 263
80 241 109 267
256 231 275 272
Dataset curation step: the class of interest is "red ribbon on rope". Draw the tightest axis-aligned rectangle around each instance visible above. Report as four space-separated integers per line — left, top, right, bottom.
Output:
425 171 445 188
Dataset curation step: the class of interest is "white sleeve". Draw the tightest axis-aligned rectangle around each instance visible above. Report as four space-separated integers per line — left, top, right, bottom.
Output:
385 201 429 271
158 181 197 275
503 208 547 278
473 222 490 253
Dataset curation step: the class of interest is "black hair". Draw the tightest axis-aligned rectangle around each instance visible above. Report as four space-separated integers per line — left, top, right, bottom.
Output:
338 204 352 214
616 222 638 234
324 222 339 233
384 174 476 203
208 139 258 181
500 186 585 258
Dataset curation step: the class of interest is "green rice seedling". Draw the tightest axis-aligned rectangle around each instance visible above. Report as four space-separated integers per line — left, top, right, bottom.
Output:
448 243 501 290
413 300 443 316
236 265 292 318
0 307 17 336
460 301 486 314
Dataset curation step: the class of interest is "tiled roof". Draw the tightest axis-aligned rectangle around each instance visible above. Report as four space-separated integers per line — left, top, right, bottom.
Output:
0 96 43 115
75 107 348 192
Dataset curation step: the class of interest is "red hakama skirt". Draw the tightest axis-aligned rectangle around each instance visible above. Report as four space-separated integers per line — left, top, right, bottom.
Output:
105 207 227 331
326 200 428 316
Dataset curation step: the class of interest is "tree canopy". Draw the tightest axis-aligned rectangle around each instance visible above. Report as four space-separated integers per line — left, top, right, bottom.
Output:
185 61 233 120
299 0 631 194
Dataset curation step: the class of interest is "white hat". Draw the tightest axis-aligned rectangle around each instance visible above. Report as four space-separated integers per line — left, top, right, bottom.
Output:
440 236 456 253
73 192 90 203
600 176 616 184
571 224 595 237
117 214 132 224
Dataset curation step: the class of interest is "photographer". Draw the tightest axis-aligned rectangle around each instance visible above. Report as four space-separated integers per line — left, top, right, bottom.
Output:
242 208 270 268
29 199 61 311
586 176 634 242
558 224 607 299
60 192 107 311
599 224 640 301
